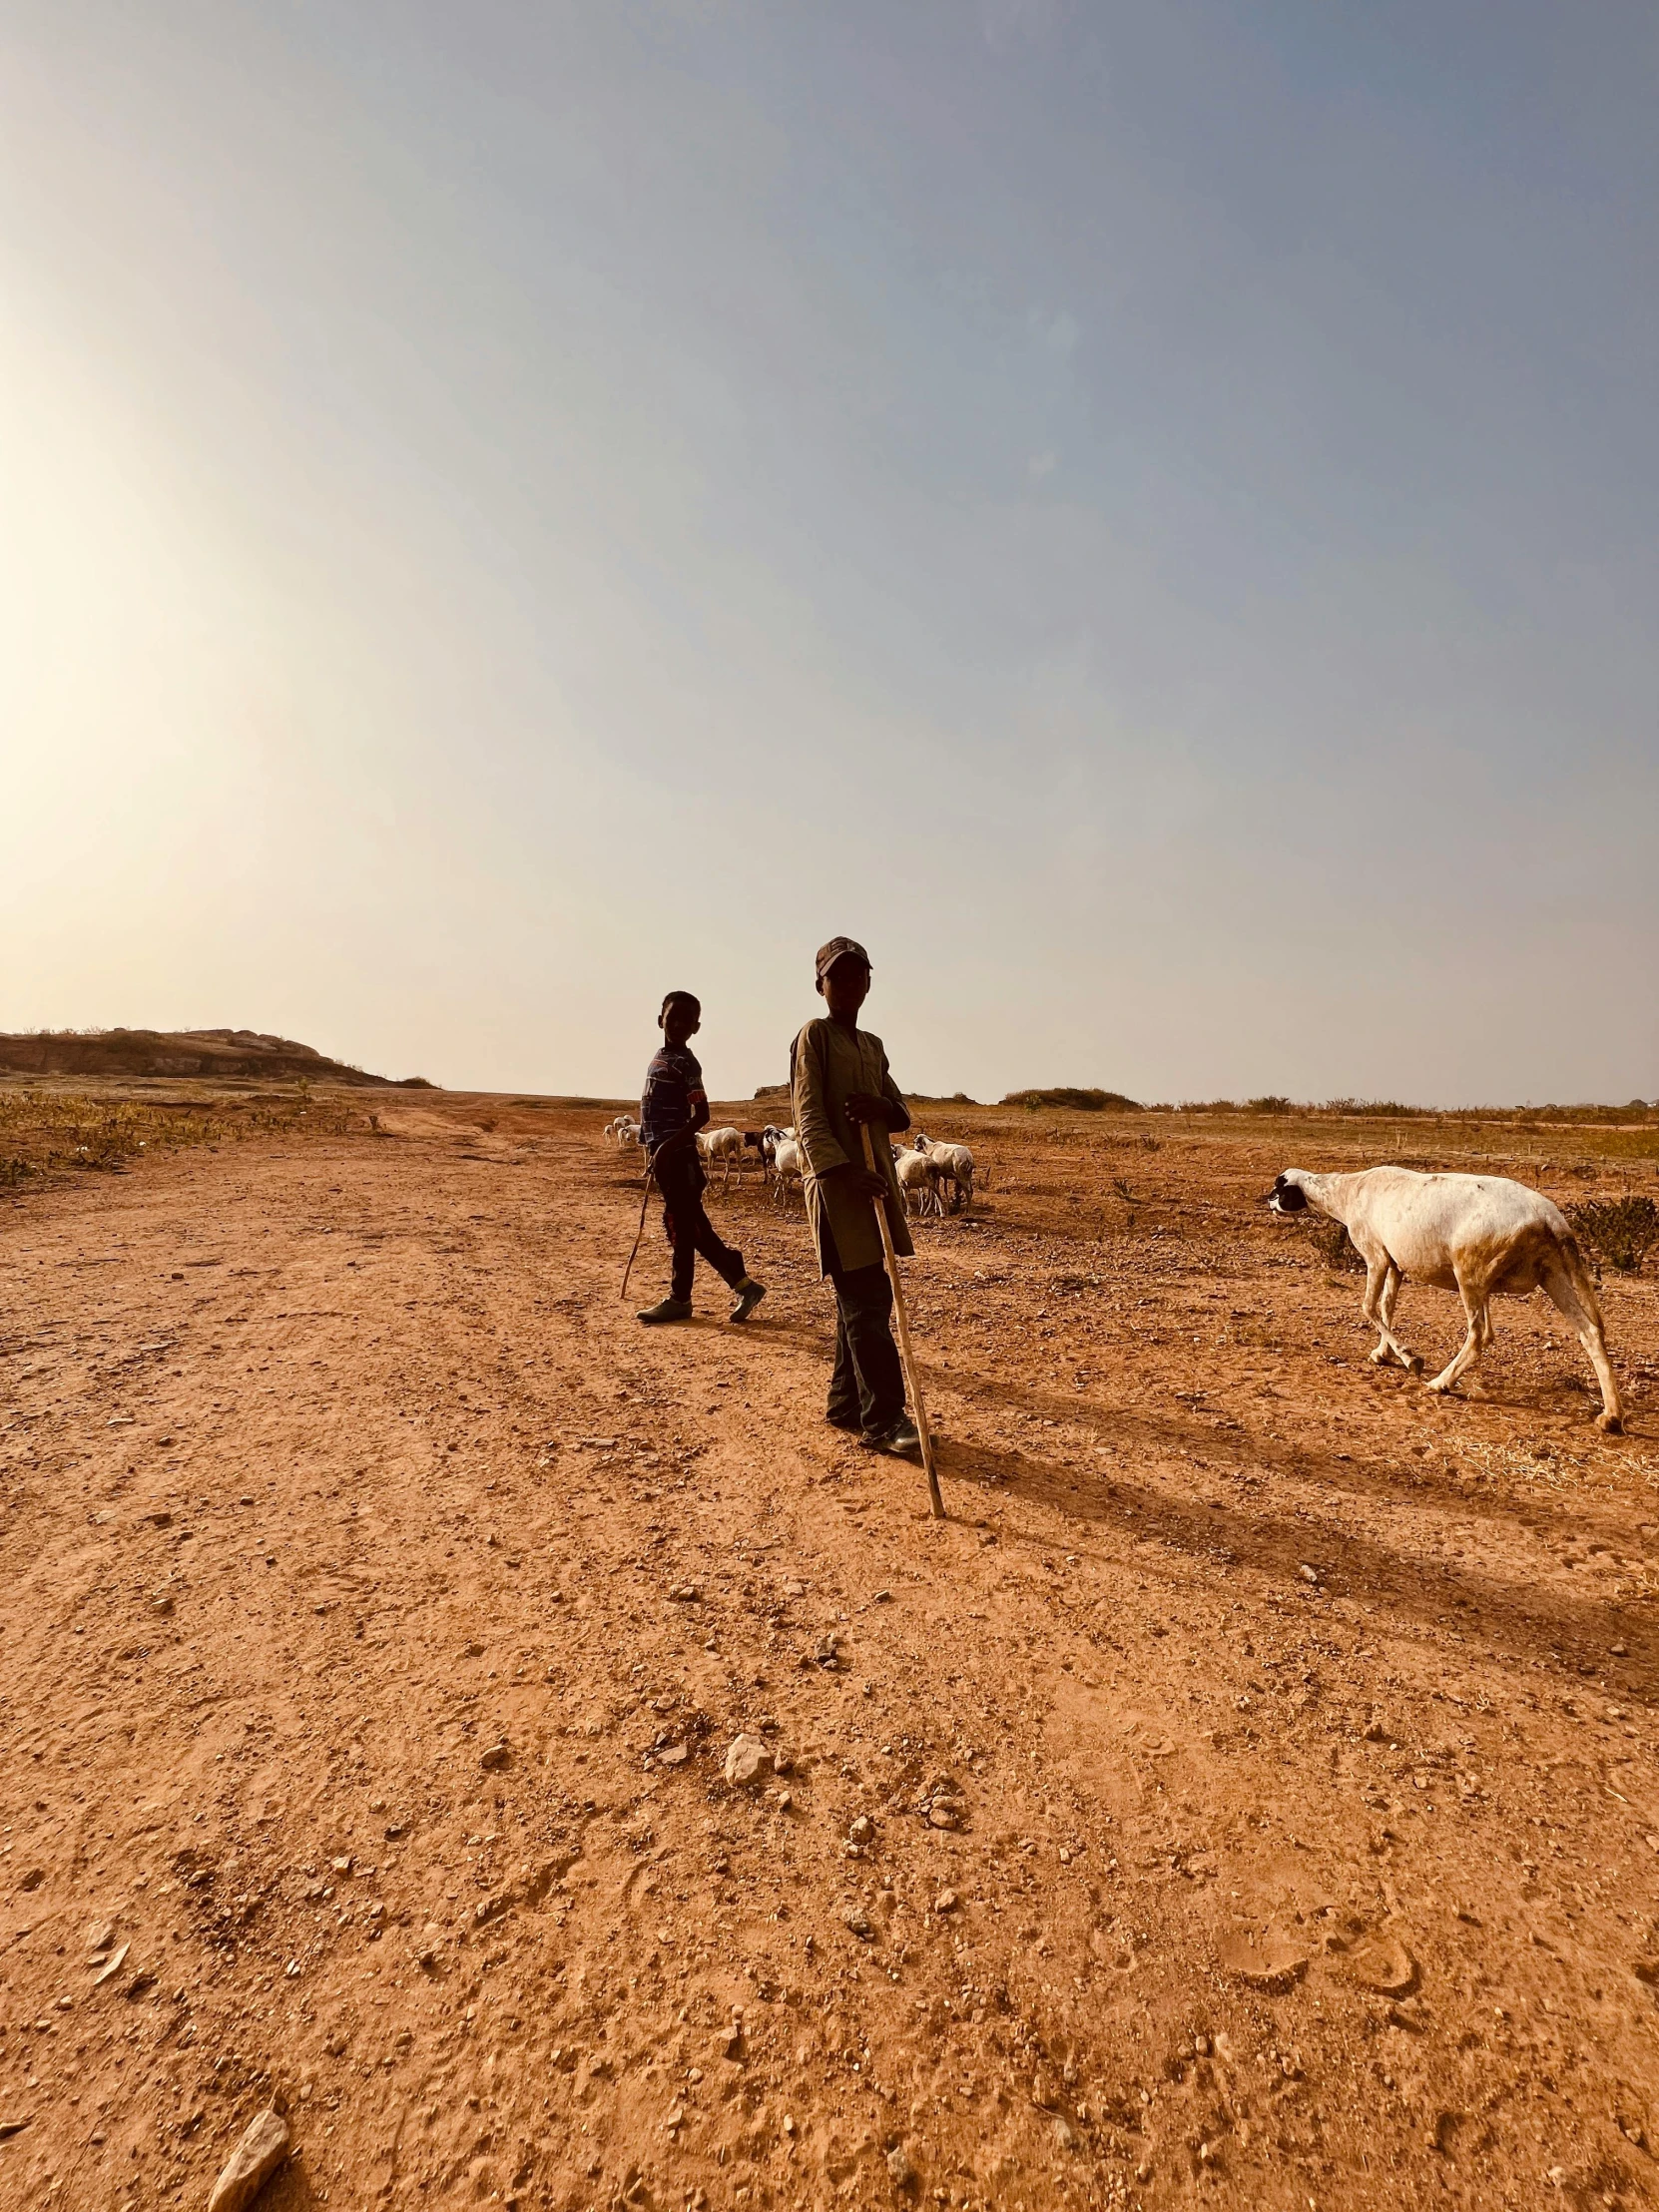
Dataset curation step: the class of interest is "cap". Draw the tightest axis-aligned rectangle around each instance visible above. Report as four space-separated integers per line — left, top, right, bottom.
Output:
815 935 871 982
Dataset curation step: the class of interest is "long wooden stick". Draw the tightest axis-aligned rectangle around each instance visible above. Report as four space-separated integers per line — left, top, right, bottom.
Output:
619 1155 657 1302
859 1123 945 1519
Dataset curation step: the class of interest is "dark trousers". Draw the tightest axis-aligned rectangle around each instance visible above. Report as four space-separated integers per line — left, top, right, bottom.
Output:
654 1146 746 1305
822 1222 905 1433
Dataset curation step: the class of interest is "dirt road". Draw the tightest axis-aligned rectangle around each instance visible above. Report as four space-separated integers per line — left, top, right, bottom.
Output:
3 1095 1658 2211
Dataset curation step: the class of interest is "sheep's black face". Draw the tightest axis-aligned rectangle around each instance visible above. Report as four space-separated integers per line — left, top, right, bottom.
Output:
1268 1174 1307 1214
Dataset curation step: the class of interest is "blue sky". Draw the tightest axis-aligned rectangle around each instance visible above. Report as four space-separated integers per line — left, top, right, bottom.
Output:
3 2 1655 1101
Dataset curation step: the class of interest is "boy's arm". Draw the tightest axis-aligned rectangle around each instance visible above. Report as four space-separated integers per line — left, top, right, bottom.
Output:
844 1054 910 1135
793 1024 851 1179
878 1057 911 1137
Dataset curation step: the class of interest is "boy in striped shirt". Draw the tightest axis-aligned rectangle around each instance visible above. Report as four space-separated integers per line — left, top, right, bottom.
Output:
636 990 767 1327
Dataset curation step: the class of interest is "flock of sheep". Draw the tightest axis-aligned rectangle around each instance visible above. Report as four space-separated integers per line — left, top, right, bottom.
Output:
600 1114 979 1216
600 1112 1630 1434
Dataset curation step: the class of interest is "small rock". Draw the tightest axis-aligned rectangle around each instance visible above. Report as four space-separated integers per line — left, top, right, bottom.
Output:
885 2143 917 2189
841 1907 874 1940
934 1890 958 1914
724 1735 773 1788
93 1941 130 1986
927 1804 960 1831
461 1641 484 1659
814 1634 840 1669
479 1742 510 1773
86 1922 116 1954
17 1869 44 1893
848 1816 874 1845
1298 1563 1321 1585
658 1745 690 1769
150 1594 175 1616
207 2107 290 2212
669 1584 701 1604
329 1857 352 1877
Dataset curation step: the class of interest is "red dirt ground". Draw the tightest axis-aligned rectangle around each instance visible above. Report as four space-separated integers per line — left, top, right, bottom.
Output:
3 1092 1658 2212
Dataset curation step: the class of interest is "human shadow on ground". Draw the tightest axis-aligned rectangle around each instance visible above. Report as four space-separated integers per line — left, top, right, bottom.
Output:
931 1423 1656 1699
921 1349 1647 1546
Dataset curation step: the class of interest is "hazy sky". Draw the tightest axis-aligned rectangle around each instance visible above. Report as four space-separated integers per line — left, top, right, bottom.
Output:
4 2 1655 1104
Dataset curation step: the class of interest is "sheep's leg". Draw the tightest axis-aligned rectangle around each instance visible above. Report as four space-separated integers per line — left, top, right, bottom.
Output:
1540 1255 1625 1434
1361 1256 1421 1374
1369 1266 1406 1364
1426 1268 1490 1395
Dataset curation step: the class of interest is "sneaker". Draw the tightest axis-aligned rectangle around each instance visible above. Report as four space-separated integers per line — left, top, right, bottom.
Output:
860 1417 921 1459
636 1297 693 1325
728 1278 768 1324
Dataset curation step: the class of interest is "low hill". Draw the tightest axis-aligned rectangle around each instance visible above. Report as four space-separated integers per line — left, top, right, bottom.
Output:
1001 1085 1142 1111
0 1028 429 1088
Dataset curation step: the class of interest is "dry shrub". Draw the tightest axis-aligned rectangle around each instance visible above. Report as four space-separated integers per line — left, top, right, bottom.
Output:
1301 1217 1367 1273
1565 1196 1659 1277
0 1088 363 1183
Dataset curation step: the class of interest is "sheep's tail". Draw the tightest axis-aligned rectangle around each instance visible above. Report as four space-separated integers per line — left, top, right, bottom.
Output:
1557 1231 1609 1325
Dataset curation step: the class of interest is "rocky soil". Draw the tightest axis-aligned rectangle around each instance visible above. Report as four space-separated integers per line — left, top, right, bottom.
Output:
3 1093 1657 2211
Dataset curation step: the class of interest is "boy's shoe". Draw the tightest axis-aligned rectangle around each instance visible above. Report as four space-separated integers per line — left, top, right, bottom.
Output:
826 1409 863 1433
860 1417 921 1459
637 1297 693 1325
728 1277 768 1324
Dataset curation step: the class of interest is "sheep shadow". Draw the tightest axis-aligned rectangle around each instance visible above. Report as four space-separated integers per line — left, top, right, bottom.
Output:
931 1418 1657 1698
923 1350 1645 1545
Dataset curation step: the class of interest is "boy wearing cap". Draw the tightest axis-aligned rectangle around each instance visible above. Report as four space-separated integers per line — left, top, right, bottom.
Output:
790 938 921 1458
637 989 767 1327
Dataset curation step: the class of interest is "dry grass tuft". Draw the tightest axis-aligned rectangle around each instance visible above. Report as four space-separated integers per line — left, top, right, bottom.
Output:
0 1086 364 1186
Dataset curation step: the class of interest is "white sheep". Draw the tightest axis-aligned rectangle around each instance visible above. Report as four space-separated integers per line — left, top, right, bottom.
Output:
697 1125 745 1189
892 1145 943 1218
1269 1166 1624 1432
913 1132 975 1212
770 1136 805 1211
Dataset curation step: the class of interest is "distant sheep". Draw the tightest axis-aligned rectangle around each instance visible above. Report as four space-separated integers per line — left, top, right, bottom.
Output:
697 1125 745 1189
913 1132 975 1213
892 1145 943 1218
1269 1166 1624 1432
770 1136 805 1210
